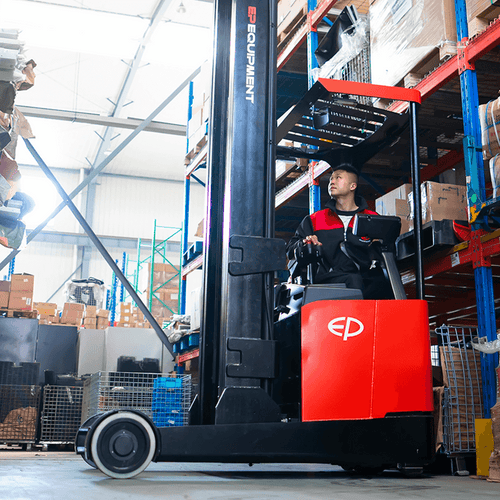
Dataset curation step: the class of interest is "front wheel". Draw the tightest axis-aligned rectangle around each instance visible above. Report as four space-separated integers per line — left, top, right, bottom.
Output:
90 411 156 479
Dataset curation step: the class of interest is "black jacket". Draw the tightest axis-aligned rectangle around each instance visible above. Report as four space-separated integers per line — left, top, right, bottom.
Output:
286 195 377 282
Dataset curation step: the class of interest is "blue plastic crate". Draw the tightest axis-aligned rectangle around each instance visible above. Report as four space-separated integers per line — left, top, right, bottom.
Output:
152 411 184 427
188 333 199 347
179 337 189 352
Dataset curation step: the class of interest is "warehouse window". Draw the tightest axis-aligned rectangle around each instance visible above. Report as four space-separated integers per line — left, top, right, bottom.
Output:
21 175 58 229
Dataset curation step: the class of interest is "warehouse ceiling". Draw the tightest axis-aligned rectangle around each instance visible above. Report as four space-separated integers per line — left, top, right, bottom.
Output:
4 0 214 181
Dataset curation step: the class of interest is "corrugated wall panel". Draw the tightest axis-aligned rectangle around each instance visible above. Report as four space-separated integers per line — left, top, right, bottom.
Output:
0 241 76 307
91 176 206 239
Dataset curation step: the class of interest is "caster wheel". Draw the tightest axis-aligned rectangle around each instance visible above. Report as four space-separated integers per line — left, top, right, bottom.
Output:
90 412 156 479
75 414 101 469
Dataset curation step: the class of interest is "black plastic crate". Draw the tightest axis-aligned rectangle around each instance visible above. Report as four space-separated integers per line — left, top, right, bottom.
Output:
0 361 40 386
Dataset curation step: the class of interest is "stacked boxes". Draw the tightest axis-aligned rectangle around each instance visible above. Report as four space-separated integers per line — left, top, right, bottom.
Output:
117 302 133 328
60 302 84 326
8 273 34 311
0 280 10 308
96 309 109 330
277 0 307 43
466 0 500 36
34 302 59 325
375 182 467 234
83 305 97 329
147 262 179 324
375 184 413 235
370 0 457 87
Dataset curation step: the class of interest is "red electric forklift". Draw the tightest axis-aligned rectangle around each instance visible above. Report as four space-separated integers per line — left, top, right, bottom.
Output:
75 0 434 478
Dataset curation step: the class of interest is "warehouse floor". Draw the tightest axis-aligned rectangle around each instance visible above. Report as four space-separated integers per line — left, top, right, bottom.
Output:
1 450 499 499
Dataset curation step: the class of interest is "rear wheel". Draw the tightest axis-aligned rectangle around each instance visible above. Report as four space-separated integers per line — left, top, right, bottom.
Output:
90 412 156 479
75 414 101 469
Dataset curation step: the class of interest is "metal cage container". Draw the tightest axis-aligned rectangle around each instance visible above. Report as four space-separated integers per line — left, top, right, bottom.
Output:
436 325 483 455
0 385 41 443
39 386 84 444
82 371 191 427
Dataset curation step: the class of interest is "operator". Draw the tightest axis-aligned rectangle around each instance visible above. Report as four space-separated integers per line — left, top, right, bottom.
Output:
286 163 390 299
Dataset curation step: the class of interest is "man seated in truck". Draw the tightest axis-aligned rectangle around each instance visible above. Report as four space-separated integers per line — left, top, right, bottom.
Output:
286 163 392 299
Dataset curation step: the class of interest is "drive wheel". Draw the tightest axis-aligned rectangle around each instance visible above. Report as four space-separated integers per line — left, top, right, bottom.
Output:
75 414 101 469
90 411 156 479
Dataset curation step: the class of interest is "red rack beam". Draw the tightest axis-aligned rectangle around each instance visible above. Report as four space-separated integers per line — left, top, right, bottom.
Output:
389 17 500 113
420 149 464 182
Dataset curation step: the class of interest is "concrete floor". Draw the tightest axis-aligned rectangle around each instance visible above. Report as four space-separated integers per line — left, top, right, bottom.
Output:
1 451 500 500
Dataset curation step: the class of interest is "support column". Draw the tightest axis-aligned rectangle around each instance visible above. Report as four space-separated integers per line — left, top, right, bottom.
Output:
454 0 498 417
307 0 321 214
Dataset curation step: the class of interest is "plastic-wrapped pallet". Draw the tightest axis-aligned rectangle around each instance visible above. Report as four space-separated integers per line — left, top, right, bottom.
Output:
479 97 500 160
370 0 457 87
64 277 106 308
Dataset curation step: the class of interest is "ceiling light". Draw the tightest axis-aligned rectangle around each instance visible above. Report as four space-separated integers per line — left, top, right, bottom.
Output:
177 2 187 14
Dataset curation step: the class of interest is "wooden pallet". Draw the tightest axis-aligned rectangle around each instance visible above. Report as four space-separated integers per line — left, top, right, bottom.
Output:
401 42 458 89
277 5 307 53
0 308 37 319
184 134 208 164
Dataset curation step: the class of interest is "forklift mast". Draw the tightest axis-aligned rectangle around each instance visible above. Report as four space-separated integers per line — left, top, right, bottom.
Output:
197 0 286 426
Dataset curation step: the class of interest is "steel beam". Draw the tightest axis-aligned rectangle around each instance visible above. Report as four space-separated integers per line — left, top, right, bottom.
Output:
24 138 174 356
15 106 186 135
82 0 175 279
25 229 182 252
0 67 201 273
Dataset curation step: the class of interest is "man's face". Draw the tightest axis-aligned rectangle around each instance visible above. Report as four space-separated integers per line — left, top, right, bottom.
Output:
328 170 356 198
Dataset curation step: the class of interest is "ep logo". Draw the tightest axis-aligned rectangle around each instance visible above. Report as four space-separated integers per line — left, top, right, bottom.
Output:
328 317 364 341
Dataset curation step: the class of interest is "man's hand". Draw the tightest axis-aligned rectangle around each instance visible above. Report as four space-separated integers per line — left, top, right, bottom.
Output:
303 235 322 246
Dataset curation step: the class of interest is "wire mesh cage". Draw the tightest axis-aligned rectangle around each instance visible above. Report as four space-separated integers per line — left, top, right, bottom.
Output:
436 325 483 455
338 46 372 105
82 372 191 428
39 386 83 444
0 385 41 443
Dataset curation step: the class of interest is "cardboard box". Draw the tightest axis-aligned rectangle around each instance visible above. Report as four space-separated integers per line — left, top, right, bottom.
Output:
480 97 500 160
376 184 413 235
8 291 33 311
62 308 84 323
49 315 60 324
409 182 467 226
85 305 97 317
370 0 457 87
63 302 85 312
0 291 9 308
278 0 307 34
97 309 109 318
84 317 97 328
34 302 58 316
376 184 413 216
97 324 107 330
194 219 204 238
10 273 34 292
97 316 109 328
0 280 10 292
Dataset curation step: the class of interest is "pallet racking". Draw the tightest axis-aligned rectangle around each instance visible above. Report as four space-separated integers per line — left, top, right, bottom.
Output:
180 0 500 413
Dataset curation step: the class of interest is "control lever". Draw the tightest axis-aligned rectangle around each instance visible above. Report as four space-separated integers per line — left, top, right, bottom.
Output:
289 241 323 284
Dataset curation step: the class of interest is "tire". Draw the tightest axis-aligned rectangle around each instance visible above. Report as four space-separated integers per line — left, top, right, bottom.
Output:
90 411 156 479
75 414 101 469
